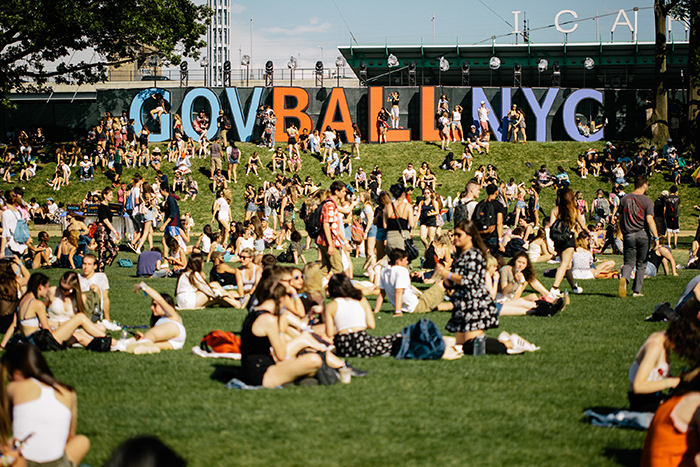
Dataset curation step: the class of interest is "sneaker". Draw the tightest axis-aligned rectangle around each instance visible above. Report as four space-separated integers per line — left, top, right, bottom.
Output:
572 285 583 294
498 331 511 342
111 337 136 352
618 277 627 298
101 319 122 332
275 245 285 250
633 292 644 298
548 288 562 300
507 333 540 354
345 362 369 377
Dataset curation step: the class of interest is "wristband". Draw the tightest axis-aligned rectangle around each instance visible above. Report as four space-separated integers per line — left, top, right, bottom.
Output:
448 272 453 281
291 293 299 300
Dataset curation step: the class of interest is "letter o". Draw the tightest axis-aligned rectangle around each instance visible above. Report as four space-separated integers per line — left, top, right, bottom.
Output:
181 88 222 141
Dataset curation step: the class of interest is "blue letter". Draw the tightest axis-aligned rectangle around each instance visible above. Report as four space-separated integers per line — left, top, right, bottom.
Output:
562 89 604 142
522 88 559 142
224 87 264 142
181 88 222 141
128 88 172 142
472 88 510 142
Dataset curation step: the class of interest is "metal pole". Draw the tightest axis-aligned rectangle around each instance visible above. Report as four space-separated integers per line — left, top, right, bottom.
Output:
246 64 249 87
250 17 253 71
432 13 435 45
337 66 340 87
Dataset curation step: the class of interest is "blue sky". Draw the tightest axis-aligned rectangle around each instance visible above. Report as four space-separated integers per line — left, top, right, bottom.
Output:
217 0 688 69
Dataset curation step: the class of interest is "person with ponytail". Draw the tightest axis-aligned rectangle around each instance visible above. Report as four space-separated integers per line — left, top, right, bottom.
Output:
1 343 90 467
547 188 587 298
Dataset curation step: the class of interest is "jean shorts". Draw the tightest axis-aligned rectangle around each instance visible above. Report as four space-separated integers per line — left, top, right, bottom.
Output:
376 227 387 242
367 224 377 238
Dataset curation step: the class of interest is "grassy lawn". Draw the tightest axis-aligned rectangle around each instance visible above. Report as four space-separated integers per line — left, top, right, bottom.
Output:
3 139 699 466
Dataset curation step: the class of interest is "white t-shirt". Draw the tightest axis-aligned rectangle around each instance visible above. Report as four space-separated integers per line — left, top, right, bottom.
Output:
47 204 58 215
62 165 71 178
403 168 416 181
478 106 489 122
262 227 274 243
380 265 419 313
79 273 109 309
1 208 28 254
215 198 230 222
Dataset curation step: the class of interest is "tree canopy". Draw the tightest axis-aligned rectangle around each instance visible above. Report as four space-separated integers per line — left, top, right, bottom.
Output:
0 0 211 105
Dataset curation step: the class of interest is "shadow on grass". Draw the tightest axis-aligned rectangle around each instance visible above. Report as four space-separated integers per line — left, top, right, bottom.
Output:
210 363 243 384
603 447 642 467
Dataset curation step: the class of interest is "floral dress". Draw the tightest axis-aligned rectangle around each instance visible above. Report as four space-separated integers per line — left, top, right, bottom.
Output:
445 248 498 333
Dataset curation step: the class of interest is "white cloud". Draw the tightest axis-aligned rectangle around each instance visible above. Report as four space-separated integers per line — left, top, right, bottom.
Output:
230 3 245 14
261 19 332 35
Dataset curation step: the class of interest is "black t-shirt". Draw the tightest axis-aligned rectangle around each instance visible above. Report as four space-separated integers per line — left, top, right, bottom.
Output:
97 204 112 225
482 199 506 240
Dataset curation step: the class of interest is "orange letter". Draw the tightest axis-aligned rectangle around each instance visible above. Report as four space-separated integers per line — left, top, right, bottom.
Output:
273 87 313 136
318 88 355 142
368 86 383 143
420 86 440 141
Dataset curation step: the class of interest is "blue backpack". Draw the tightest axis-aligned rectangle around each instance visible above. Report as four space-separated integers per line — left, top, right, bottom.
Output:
394 319 445 360
12 211 30 245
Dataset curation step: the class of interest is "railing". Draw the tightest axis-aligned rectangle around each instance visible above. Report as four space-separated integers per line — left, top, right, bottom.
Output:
105 67 353 83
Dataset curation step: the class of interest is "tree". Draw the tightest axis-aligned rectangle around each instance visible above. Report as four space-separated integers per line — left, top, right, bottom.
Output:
0 0 212 106
686 0 700 156
651 0 678 146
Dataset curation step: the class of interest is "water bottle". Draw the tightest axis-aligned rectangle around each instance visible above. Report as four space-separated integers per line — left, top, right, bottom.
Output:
120 327 129 340
473 334 486 356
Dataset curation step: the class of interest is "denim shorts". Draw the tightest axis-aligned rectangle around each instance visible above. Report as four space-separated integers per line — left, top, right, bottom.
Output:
367 224 377 238
166 226 181 237
376 227 387 242
246 202 258 212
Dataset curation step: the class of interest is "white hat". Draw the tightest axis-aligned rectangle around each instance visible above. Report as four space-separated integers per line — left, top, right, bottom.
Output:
480 101 485 105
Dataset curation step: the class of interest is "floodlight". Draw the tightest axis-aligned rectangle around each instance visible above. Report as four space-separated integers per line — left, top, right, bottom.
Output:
388 54 399 68
489 56 501 70
584 57 595 70
537 59 548 72
439 57 450 72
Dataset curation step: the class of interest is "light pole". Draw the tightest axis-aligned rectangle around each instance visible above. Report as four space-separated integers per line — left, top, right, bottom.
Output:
241 55 250 87
318 46 323 63
149 55 158 89
335 56 345 87
201 56 209 87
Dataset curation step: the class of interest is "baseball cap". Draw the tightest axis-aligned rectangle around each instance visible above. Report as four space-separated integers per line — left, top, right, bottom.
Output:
480 101 485 105
47 197 54 201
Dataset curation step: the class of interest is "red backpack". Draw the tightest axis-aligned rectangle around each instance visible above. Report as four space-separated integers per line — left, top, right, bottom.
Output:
200 330 241 354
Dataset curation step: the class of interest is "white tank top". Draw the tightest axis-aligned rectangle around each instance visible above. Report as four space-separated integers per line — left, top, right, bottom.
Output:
13 379 71 463
240 264 257 292
239 237 255 251
333 297 367 332
200 235 211 254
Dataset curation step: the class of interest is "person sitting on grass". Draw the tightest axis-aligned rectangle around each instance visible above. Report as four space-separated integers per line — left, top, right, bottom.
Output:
175 253 240 309
325 274 401 358
374 249 452 316
526 227 555 263
10 273 108 349
240 282 328 388
114 282 186 353
628 331 679 412
570 232 616 281
0 343 91 467
137 247 170 279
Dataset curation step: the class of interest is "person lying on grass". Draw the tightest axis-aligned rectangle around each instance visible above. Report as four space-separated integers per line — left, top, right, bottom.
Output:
112 282 186 354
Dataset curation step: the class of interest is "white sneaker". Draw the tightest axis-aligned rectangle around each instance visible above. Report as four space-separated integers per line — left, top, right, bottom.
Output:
101 319 122 331
548 288 563 300
572 285 583 294
498 331 511 342
507 333 539 354
112 337 137 352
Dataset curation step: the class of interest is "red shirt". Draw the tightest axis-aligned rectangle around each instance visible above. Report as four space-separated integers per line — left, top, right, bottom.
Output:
316 198 343 248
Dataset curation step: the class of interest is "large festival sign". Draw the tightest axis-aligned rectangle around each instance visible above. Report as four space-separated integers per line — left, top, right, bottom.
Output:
129 86 605 144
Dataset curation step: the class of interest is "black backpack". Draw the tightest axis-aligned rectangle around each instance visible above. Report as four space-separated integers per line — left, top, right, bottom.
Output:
305 200 330 239
472 200 497 234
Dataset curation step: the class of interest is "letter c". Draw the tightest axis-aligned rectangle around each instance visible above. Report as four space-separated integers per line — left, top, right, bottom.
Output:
555 10 578 34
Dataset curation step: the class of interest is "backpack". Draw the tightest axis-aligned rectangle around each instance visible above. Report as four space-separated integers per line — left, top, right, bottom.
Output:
594 198 610 218
87 222 98 238
395 319 445 360
351 218 364 244
666 196 679 218
305 199 330 240
221 116 231 130
11 211 30 245
200 330 241 354
472 200 497 234
550 219 574 244
503 237 526 257
453 199 477 225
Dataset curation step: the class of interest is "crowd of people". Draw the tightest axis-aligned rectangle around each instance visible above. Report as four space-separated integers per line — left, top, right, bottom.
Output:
2 97 700 465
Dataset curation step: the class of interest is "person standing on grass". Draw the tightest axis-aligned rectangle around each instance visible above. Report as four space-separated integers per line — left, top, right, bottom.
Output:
209 137 222 180
618 175 660 298
159 184 188 255
94 187 120 272
664 185 680 249
548 188 587 299
227 141 240 184
316 181 347 278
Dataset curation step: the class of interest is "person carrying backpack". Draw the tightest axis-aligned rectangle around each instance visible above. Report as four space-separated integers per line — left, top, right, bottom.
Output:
1 188 29 259
472 184 504 253
452 180 481 226
665 185 681 249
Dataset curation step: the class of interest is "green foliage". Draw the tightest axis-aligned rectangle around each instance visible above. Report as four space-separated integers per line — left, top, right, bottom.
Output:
0 0 212 105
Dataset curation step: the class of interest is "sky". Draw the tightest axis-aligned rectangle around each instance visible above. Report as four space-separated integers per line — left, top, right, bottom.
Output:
211 0 689 70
